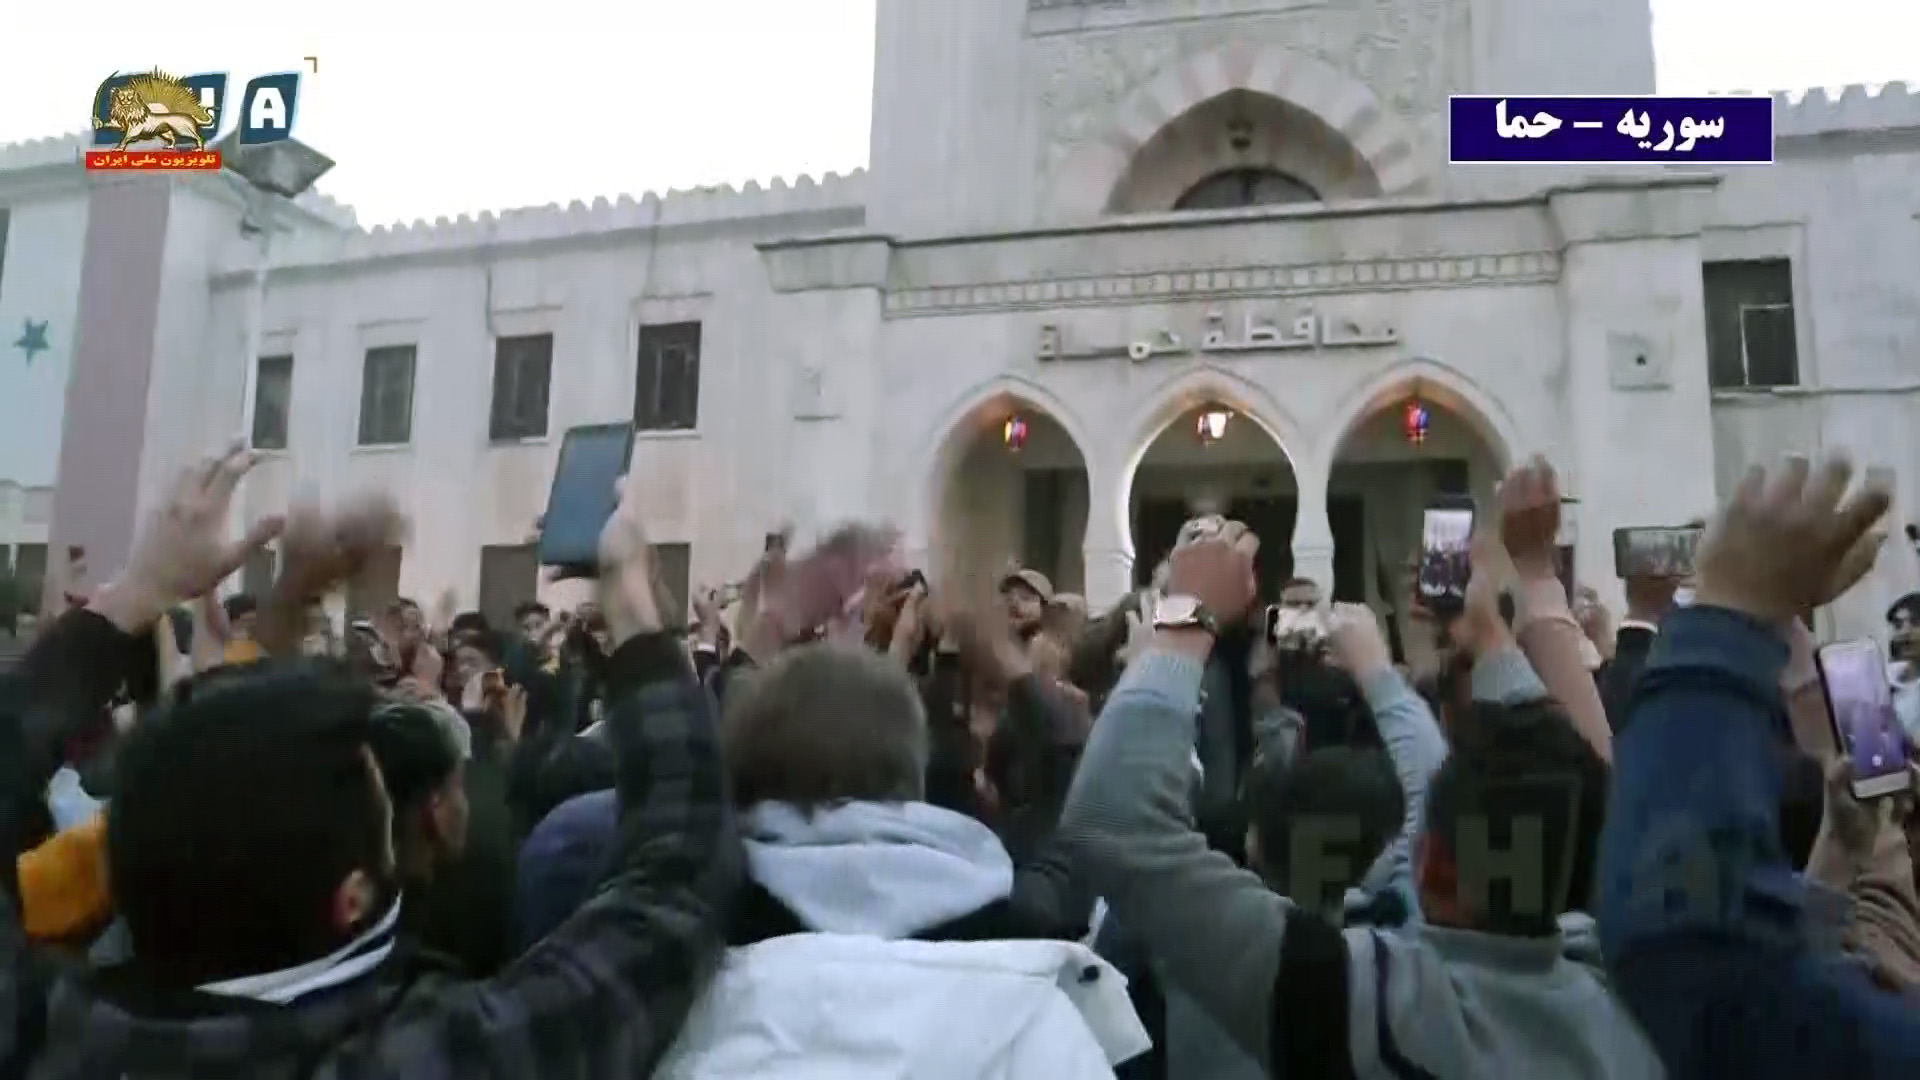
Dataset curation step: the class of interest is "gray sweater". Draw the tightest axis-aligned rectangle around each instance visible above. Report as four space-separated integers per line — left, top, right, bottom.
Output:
1057 647 1664 1078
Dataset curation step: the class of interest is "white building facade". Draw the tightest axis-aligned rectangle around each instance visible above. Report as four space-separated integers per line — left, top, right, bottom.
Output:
3 0 1919 639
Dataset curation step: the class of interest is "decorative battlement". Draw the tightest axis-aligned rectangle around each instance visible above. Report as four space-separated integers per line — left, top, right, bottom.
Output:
1714 82 1920 139
0 131 358 228
254 169 868 273
0 132 86 172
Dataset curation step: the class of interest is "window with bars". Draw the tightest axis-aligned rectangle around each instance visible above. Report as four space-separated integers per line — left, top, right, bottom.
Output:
478 544 541 629
652 542 691 629
357 345 417 445
634 322 701 431
489 334 552 441
1174 168 1319 211
1702 259 1799 389
252 354 294 450
346 546 403 620
13 543 45 604
241 548 278 597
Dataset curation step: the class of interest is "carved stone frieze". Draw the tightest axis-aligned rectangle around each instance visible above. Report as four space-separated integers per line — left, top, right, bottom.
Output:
1033 0 1470 184
882 252 1561 317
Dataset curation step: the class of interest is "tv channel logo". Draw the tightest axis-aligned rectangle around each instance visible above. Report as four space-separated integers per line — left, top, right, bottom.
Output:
86 68 304 172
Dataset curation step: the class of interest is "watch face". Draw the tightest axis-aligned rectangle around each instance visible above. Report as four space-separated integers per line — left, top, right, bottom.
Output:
1156 595 1201 624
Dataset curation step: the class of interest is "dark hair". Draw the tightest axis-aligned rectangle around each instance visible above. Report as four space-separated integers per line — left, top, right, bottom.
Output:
1271 650 1377 751
222 593 258 621
513 601 551 622
1244 744 1404 909
526 734 618 825
722 642 927 811
449 630 503 666
449 611 491 638
109 663 388 987
1423 697 1609 936
366 703 460 813
1887 592 1920 628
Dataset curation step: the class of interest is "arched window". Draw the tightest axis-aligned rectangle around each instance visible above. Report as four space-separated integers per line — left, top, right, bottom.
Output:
1173 167 1320 211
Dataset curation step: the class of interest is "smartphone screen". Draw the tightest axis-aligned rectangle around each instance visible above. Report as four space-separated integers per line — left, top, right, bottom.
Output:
1612 526 1702 580
1817 639 1912 799
537 423 637 577
1418 502 1474 611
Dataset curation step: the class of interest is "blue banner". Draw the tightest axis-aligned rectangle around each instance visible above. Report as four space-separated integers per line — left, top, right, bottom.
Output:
1448 96 1774 164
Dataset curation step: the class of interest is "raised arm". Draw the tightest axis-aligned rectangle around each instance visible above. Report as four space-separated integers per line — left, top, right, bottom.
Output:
1327 604 1445 915
1056 521 1292 1065
391 479 741 1077
1599 455 1920 1078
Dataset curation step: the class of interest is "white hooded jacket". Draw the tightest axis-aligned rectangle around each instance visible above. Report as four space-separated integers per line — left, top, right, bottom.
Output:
651 800 1150 1079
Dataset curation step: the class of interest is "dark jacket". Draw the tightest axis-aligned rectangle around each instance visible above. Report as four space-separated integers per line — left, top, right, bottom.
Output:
1599 605 1920 1079
12 619 741 1080
401 722 518 979
1600 623 1656 734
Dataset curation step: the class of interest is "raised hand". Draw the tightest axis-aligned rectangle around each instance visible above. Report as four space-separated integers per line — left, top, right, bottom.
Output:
597 476 664 646
1327 602 1391 677
1694 455 1891 624
94 438 285 633
257 493 406 656
1497 455 1562 581
1165 516 1259 624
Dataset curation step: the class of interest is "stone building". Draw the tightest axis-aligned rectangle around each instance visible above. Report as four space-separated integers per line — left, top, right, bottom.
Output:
1 0 1918 640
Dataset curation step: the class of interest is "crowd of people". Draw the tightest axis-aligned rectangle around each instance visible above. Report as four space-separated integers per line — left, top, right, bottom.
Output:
1 438 1919 1078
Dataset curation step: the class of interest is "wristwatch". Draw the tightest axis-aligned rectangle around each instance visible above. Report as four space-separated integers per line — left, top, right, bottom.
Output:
1152 593 1217 635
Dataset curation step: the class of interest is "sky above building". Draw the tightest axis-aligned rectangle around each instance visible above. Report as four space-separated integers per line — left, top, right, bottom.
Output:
2 0 1915 225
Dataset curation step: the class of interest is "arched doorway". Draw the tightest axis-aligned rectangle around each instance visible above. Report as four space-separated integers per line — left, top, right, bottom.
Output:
1323 384 1511 656
931 396 1091 596
1128 402 1298 594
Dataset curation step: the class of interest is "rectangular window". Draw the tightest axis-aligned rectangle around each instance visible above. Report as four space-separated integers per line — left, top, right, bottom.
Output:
477 544 540 629
357 345 417 446
489 333 553 441
13 543 46 601
345 546 403 621
634 322 701 431
651 542 691 628
1703 259 1799 389
241 548 278 598
252 354 294 450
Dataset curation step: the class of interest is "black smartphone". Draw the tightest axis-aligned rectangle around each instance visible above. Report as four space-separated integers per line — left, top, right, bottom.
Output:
1417 497 1475 613
537 423 637 579
1612 525 1702 580
1816 638 1912 800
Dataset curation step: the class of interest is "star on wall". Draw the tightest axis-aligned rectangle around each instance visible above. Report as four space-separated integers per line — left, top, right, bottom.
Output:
13 320 49 365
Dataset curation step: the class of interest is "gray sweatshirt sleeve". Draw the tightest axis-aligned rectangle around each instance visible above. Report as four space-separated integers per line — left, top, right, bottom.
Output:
1350 668 1448 911
1057 649 1291 1065
1470 643 1549 704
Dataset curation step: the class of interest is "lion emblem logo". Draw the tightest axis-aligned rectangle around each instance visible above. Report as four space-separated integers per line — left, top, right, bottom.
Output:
92 70 216 151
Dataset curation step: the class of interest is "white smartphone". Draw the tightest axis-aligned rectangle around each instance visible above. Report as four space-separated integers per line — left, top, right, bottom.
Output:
1816 638 1913 800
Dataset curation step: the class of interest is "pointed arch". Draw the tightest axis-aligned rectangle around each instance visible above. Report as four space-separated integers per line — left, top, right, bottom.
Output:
907 374 1098 556
1316 357 1520 470
1114 363 1308 563
1052 44 1429 219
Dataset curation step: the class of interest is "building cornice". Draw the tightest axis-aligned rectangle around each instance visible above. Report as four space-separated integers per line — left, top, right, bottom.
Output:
881 250 1561 317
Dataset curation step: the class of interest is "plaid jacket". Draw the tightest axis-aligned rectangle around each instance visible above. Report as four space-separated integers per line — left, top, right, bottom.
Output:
6 618 740 1080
